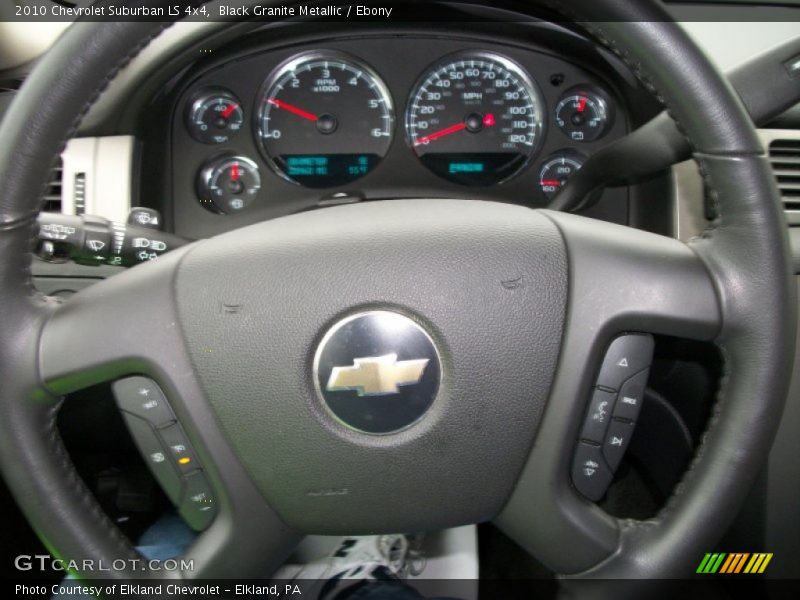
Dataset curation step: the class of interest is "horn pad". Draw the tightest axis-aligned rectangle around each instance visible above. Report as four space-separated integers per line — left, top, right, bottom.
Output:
174 200 568 534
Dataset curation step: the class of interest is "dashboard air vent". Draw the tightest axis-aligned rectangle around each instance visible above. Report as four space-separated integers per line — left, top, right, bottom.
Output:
42 159 63 213
768 139 800 216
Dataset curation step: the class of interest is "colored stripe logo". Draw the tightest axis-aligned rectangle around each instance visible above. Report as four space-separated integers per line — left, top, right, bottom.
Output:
697 553 773 574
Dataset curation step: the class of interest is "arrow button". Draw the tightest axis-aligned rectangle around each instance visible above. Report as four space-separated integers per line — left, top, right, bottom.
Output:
596 334 654 391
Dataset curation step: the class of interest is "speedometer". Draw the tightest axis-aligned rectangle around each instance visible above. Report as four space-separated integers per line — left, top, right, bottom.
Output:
256 51 395 188
406 52 544 185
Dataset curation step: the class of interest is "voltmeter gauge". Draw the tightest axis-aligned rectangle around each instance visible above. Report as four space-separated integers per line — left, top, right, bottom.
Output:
186 89 244 144
197 156 261 214
537 151 585 200
554 86 613 143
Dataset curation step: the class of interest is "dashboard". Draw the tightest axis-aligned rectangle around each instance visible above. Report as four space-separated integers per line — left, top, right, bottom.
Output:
2 0 799 583
165 22 651 240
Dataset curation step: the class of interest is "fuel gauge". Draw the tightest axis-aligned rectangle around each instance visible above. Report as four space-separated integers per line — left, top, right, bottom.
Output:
554 86 613 143
187 88 244 144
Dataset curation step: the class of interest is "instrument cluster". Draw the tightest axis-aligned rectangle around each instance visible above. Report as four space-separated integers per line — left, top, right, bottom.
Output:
170 35 628 237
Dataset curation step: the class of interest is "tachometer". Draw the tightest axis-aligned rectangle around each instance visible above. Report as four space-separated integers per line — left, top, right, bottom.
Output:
256 51 395 188
406 52 544 185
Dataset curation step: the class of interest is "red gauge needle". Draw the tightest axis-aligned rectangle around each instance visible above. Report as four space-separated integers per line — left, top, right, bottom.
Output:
577 97 587 113
268 98 318 122
540 180 562 186
221 103 239 119
415 122 467 146
415 113 496 146
231 162 240 182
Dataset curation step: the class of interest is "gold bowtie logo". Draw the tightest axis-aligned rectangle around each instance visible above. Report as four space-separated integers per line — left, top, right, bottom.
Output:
326 354 429 396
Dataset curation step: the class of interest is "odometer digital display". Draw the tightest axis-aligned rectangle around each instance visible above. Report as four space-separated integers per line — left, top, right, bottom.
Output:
406 52 544 186
256 51 395 188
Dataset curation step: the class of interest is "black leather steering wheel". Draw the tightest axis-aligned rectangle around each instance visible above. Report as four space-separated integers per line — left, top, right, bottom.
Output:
0 0 795 580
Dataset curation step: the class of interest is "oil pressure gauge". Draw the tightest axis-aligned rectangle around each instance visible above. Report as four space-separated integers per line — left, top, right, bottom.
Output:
554 86 613 143
197 155 261 214
186 88 244 144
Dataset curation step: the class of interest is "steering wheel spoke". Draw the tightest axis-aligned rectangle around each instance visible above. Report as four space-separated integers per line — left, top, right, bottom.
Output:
495 210 722 574
38 246 300 578
40 247 193 395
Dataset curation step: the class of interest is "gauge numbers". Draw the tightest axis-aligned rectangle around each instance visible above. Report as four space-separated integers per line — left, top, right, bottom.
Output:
186 88 244 144
554 86 613 142
257 51 395 188
406 52 544 185
538 151 585 200
197 155 261 214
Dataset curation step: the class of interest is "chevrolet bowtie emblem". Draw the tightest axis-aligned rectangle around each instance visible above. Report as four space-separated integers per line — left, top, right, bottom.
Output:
315 311 440 433
326 354 430 396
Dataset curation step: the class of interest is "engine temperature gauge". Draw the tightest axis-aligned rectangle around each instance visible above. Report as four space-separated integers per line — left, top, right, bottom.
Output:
187 88 244 144
538 151 585 200
197 156 261 214
554 86 613 143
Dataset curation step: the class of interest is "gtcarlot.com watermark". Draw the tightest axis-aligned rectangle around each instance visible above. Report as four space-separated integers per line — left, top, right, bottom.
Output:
14 554 193 573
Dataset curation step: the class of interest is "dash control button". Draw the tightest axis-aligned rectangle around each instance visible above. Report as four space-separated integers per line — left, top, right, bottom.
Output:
120 413 183 505
596 334 654 391
180 470 216 531
113 376 176 428
80 224 111 263
159 423 199 474
572 442 613 501
128 207 162 230
604 418 636 471
580 388 616 444
614 369 649 422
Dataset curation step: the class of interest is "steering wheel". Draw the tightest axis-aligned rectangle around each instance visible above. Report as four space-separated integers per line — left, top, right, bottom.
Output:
0 0 795 580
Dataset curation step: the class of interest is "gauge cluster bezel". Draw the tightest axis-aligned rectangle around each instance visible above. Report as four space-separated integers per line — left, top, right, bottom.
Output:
167 27 636 240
